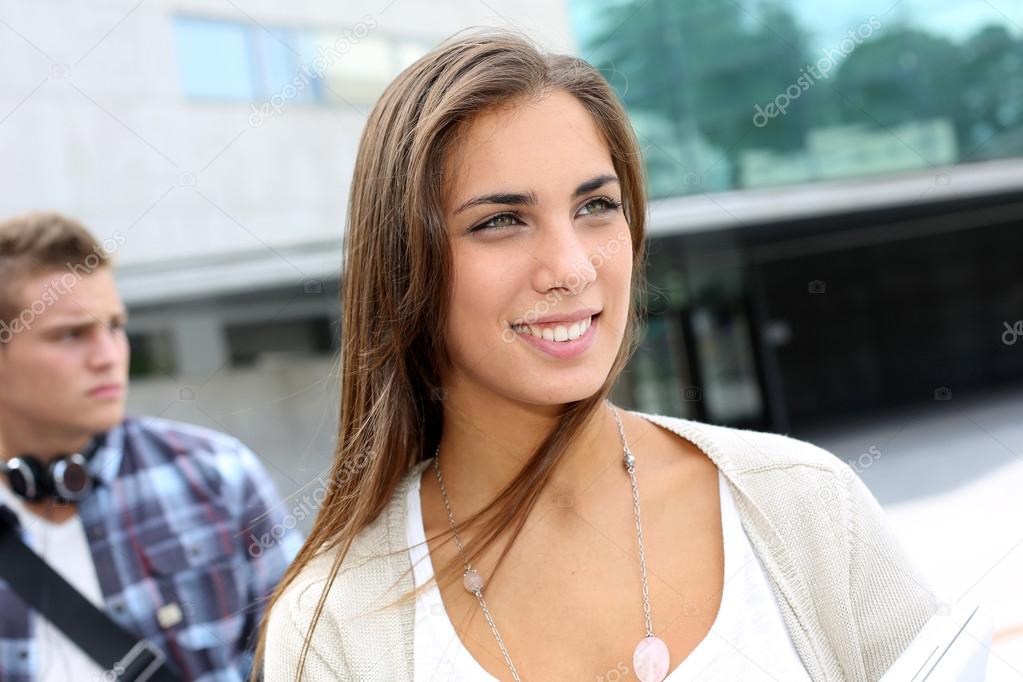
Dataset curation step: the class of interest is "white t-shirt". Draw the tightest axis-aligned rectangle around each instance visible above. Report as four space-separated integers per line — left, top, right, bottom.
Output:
406 466 812 681
0 484 106 681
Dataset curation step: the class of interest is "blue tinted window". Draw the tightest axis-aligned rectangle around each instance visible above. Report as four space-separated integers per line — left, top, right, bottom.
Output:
296 33 326 103
252 28 317 103
173 16 257 100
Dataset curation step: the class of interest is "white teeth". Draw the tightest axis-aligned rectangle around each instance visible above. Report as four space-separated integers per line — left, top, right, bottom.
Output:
513 315 593 343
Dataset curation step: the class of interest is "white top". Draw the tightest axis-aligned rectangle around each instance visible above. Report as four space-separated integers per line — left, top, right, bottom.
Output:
0 484 106 681
266 411 942 681
406 465 812 681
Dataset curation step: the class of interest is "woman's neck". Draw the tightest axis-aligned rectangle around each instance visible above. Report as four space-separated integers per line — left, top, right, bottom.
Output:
431 393 621 519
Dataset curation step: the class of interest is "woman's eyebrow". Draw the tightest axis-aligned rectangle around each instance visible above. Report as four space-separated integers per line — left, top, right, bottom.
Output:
454 174 620 215
455 190 538 214
572 174 619 199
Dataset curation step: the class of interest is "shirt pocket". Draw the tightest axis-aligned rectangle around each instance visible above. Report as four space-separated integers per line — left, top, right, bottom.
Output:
139 521 249 656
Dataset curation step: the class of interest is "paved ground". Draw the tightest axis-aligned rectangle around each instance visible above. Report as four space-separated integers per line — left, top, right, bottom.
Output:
802 385 1023 681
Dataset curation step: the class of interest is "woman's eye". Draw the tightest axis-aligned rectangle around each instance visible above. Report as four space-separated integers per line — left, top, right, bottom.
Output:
578 197 621 216
472 213 519 232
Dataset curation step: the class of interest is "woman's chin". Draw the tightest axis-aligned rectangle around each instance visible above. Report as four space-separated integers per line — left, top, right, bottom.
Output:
499 375 608 407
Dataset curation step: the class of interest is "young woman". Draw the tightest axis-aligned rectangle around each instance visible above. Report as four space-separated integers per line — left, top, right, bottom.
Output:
257 30 937 681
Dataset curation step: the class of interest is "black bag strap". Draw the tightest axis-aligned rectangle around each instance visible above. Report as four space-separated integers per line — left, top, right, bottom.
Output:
0 506 182 682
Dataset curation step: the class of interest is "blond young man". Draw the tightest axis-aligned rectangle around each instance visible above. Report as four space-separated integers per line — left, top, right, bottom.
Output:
0 212 302 681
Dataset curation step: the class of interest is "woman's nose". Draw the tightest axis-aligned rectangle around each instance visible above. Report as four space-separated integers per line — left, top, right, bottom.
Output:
532 220 597 295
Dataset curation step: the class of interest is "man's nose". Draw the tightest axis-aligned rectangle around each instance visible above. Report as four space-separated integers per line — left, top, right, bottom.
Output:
88 327 124 368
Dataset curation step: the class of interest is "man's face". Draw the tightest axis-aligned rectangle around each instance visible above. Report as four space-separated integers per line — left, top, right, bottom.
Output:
0 268 129 442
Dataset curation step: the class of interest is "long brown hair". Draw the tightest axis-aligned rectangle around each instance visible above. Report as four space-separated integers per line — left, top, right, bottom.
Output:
252 28 649 679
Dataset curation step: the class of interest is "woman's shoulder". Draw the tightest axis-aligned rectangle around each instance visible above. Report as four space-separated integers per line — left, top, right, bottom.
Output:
632 409 849 476
270 483 418 622
265 542 380 628
263 547 347 680
635 410 937 678
264 544 407 680
264 471 421 680
634 409 903 550
630 408 863 498
272 546 341 618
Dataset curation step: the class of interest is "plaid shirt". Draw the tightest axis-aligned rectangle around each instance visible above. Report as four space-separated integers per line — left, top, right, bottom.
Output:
0 416 304 681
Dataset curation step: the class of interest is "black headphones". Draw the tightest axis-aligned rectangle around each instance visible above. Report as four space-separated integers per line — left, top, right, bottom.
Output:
2 434 105 503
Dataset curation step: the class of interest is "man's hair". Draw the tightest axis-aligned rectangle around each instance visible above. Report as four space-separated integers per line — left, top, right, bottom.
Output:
0 211 110 328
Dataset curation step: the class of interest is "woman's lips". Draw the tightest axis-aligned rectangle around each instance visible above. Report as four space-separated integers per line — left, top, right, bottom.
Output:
512 313 599 359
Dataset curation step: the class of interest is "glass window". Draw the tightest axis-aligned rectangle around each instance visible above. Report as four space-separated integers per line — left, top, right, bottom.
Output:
226 317 334 367
251 27 317 103
315 32 393 105
620 314 692 418
173 17 411 108
173 16 258 100
128 331 177 378
569 0 1023 197
295 32 328 102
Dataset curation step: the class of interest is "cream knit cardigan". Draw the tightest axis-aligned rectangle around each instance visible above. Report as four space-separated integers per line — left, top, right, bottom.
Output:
265 411 938 681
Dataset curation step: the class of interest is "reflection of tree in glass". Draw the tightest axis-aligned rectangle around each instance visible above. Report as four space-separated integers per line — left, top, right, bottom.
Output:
830 29 962 129
583 0 811 192
576 0 1023 191
830 23 1023 162
959 25 1023 160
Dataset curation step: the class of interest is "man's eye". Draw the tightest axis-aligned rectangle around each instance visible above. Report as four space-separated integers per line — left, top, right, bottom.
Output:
472 213 519 232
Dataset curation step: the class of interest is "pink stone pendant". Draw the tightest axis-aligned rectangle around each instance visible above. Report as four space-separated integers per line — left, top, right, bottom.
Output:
462 568 484 594
633 636 670 682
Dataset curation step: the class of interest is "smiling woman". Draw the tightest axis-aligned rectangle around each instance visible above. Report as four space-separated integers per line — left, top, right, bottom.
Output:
442 89 635 390
257 29 941 682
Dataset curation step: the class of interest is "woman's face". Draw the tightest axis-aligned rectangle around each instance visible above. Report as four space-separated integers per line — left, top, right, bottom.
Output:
441 89 634 407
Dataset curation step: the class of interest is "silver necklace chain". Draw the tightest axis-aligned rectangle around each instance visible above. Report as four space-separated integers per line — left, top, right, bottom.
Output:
431 400 653 681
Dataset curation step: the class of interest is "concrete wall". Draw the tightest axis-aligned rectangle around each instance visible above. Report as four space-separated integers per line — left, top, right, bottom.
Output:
0 0 577 304
125 356 340 533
